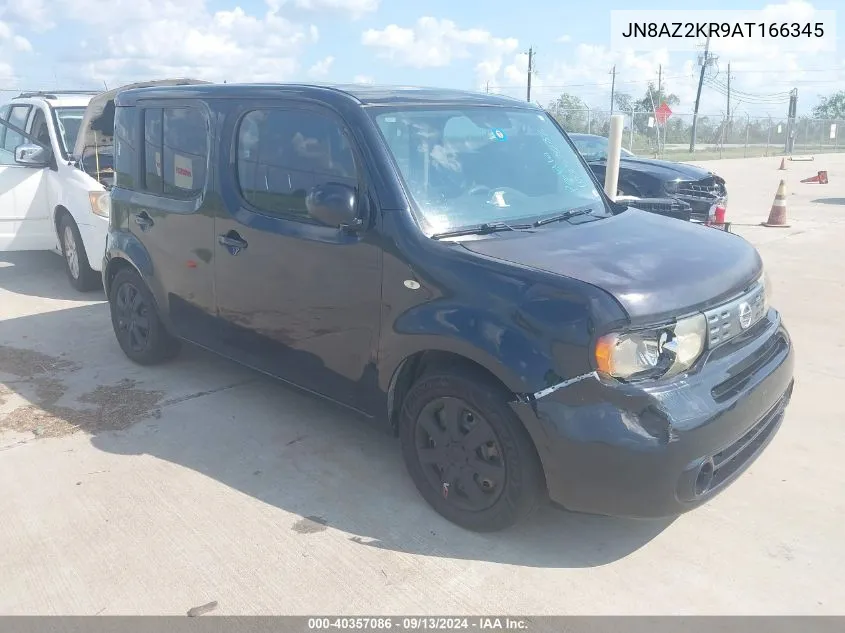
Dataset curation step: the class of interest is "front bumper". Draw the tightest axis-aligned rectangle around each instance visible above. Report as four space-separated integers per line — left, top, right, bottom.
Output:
511 309 794 518
77 214 109 273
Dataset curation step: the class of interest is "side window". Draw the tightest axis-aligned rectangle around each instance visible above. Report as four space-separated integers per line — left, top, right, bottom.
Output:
0 105 9 149
143 109 163 193
3 105 32 153
28 108 51 148
163 107 207 199
114 106 137 189
236 109 357 222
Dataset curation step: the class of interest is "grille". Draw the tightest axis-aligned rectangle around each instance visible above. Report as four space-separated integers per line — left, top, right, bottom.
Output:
711 333 788 402
704 281 766 348
676 177 727 203
620 197 692 221
709 381 793 491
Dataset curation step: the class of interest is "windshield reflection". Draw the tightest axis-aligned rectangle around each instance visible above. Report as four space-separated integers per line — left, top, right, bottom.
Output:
373 107 608 234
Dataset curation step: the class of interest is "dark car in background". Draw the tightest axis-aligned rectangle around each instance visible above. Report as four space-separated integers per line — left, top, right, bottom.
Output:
570 133 728 222
103 84 793 532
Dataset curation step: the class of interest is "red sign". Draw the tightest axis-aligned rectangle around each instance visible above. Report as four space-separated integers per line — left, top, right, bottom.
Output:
655 102 672 125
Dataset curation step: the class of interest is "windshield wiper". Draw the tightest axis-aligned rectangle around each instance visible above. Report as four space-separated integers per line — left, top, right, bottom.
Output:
431 221 534 240
533 205 594 227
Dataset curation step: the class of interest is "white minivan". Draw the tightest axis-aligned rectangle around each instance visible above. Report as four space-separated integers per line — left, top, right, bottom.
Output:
0 79 208 291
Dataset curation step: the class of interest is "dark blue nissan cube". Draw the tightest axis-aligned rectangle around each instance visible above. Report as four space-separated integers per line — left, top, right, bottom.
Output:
103 84 794 532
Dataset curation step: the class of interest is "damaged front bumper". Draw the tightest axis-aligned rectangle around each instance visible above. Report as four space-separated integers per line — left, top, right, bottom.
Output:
510 310 795 518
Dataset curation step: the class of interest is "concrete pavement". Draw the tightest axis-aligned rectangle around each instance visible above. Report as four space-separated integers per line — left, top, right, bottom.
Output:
1 154 844 615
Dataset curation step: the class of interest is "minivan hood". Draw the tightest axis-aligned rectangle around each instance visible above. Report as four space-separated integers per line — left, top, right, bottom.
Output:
459 208 762 321
72 78 211 158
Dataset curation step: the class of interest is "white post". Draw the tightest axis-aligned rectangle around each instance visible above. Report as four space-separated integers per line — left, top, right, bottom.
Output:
604 114 624 201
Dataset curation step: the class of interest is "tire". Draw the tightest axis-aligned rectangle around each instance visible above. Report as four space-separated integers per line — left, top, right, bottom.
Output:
108 267 180 365
59 214 100 292
399 365 544 532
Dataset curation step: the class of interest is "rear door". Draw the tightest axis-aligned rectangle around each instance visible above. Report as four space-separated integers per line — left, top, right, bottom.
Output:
112 100 217 342
0 104 55 251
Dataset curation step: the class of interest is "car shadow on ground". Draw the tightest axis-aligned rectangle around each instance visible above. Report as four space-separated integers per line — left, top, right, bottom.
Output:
1 254 673 569
0 251 106 301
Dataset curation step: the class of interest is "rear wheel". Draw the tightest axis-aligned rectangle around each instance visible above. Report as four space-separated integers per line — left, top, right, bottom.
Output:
108 268 180 365
59 214 99 292
399 366 544 532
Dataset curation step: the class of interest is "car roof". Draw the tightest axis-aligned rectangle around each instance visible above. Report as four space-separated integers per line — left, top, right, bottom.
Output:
114 83 536 109
12 93 96 108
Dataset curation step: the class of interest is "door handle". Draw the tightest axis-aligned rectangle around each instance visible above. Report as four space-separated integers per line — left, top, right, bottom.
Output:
218 231 248 255
134 212 154 231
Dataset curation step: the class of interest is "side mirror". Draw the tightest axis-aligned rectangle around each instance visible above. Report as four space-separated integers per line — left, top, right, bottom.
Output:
305 182 362 230
15 144 51 168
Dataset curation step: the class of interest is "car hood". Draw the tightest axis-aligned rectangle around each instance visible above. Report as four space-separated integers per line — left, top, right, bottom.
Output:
72 78 211 159
592 156 716 181
459 208 761 321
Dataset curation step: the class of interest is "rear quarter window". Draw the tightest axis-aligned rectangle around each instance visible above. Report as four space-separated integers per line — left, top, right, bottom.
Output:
114 106 137 189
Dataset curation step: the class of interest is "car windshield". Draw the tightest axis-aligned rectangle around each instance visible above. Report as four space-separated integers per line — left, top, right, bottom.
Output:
373 107 609 234
54 107 86 155
572 135 633 162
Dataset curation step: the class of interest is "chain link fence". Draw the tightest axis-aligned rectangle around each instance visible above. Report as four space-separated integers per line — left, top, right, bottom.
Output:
547 107 844 161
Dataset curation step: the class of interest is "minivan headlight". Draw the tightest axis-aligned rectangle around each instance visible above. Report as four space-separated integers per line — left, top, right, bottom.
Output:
594 313 707 381
89 191 110 218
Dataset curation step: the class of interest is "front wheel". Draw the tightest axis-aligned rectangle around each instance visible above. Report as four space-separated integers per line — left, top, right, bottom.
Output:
59 214 99 292
108 268 180 365
399 366 545 532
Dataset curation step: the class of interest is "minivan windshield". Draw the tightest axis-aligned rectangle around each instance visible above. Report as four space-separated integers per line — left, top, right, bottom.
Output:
373 107 609 234
54 107 86 156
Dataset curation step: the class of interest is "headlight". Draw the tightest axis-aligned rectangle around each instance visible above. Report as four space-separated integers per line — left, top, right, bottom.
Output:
762 269 772 313
594 313 707 381
89 191 110 218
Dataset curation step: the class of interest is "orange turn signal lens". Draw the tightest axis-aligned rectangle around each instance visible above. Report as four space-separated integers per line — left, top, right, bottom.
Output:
594 334 616 375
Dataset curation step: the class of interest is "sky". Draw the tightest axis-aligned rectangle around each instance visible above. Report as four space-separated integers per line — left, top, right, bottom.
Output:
0 0 842 117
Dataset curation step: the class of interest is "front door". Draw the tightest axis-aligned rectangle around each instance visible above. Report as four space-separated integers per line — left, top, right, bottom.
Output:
212 103 382 414
0 105 53 251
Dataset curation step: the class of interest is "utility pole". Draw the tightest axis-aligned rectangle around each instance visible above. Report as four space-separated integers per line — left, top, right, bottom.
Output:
658 64 662 96
609 65 616 114
785 88 798 153
526 47 534 103
485 81 489 94
726 62 731 141
689 36 711 153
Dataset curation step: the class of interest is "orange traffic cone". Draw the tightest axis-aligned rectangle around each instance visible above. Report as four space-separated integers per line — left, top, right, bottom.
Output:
801 170 829 184
762 180 790 228
778 157 786 170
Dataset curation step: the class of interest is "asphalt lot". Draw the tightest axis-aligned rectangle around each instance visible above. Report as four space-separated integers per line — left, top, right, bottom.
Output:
2 154 844 615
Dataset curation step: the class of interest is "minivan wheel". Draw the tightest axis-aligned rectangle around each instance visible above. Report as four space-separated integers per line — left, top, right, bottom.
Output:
59 214 99 292
399 367 544 532
108 268 180 365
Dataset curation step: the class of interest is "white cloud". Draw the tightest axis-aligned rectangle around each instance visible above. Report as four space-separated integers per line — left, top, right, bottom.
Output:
47 0 312 86
0 0 55 32
363 17 518 70
353 74 375 84
267 0 379 19
556 35 571 43
308 55 335 77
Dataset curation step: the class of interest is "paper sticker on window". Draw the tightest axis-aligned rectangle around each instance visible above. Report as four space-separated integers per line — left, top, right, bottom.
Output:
174 154 193 189
155 151 162 177
490 128 507 141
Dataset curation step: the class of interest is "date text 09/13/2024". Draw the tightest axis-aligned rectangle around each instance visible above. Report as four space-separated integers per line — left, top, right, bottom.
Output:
307 618 530 630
